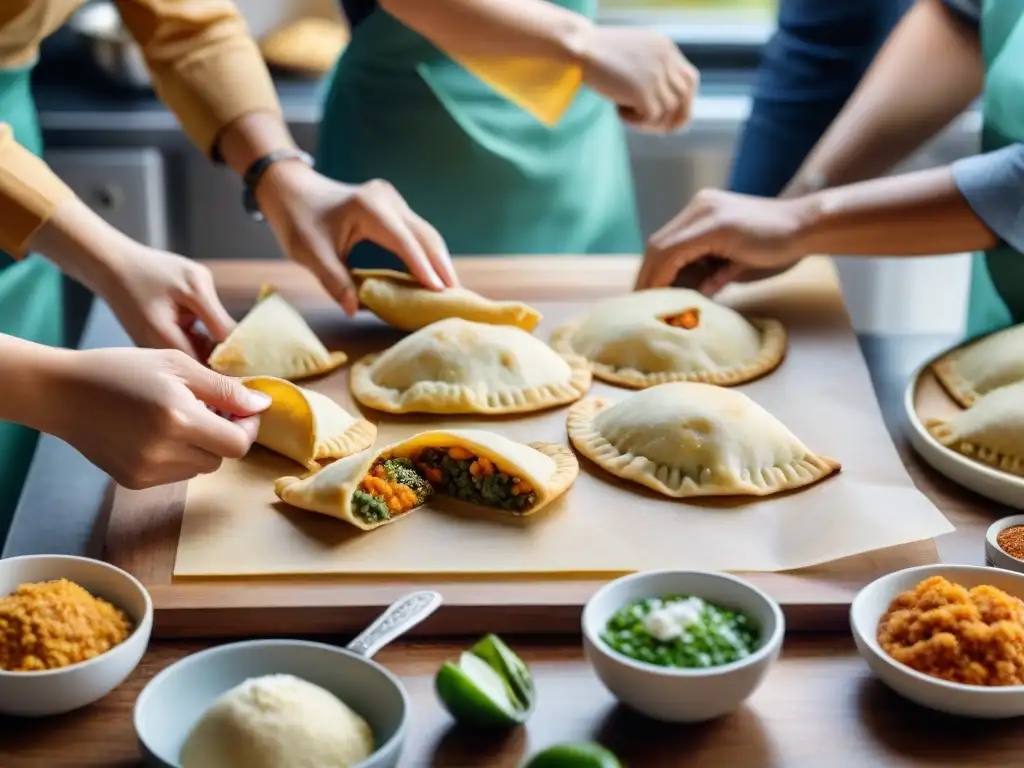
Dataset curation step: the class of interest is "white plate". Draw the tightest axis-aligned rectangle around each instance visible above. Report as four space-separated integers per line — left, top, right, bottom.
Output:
903 357 1024 510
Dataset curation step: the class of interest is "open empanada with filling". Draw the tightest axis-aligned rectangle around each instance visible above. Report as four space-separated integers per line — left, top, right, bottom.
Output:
209 285 347 380
551 289 786 389
351 317 591 414
274 428 579 530
567 382 839 498
244 376 375 468
354 269 541 332
932 324 1024 407
927 381 1024 478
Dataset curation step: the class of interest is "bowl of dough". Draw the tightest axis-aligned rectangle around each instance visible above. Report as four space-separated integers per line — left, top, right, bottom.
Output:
134 639 408 768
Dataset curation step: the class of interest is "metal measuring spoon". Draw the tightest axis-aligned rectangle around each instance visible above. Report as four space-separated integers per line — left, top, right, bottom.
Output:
346 590 444 658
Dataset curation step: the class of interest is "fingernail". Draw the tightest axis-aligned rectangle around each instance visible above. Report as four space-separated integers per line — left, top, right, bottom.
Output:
242 389 273 411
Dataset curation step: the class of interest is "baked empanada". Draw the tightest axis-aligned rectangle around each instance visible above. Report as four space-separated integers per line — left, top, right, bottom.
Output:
551 289 786 389
932 324 1024 407
353 269 541 332
567 382 839 498
274 428 579 529
260 17 348 76
244 376 375 468
927 381 1024 477
209 285 347 380
351 317 591 414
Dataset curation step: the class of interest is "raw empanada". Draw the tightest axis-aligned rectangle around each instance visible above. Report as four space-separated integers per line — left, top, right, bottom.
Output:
274 428 579 529
566 382 839 498
353 269 542 332
350 317 591 415
244 377 375 468
932 324 1024 407
551 289 786 389
927 381 1024 477
209 285 347 380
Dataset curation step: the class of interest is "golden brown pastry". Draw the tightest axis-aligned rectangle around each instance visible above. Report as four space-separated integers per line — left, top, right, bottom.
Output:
928 381 1024 478
350 317 590 414
260 17 349 76
932 324 1024 407
551 289 786 389
567 382 839 498
208 285 346 381
353 269 542 333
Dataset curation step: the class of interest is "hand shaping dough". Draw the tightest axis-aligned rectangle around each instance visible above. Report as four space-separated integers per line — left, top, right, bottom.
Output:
209 285 347 380
927 381 1024 478
275 428 579 529
243 377 375 469
353 269 542 332
932 324 1024 407
566 382 839 498
551 289 786 389
350 317 591 414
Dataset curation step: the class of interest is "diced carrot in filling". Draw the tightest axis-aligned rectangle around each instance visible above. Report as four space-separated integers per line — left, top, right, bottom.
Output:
352 458 433 524
412 447 537 513
663 308 701 330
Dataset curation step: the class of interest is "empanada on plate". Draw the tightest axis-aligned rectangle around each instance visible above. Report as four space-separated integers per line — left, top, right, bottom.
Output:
927 381 1024 478
551 289 786 389
932 324 1024 407
351 317 591 415
353 269 542 333
274 428 579 529
244 376 375 468
209 285 347 380
567 382 839 498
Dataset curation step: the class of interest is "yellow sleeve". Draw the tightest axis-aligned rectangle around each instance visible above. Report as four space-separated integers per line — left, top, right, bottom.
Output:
449 55 583 127
0 124 74 258
113 0 284 156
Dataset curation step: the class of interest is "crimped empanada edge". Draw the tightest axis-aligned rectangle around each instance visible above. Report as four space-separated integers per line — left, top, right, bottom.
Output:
927 419 1024 478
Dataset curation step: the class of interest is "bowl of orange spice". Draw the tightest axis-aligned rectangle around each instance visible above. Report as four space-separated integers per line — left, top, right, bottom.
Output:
851 564 1024 718
0 554 152 716
985 515 1024 574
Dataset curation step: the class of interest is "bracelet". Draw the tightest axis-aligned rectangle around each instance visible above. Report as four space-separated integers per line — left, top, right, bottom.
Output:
242 149 314 221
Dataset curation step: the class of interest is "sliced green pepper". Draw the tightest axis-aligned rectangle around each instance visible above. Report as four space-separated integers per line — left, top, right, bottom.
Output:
435 634 535 728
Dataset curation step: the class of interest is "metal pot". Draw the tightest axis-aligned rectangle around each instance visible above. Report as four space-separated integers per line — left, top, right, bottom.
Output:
67 1 151 90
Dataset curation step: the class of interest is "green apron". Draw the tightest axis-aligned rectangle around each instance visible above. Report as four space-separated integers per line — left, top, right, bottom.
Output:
964 1 1024 337
317 0 641 268
0 64 64 540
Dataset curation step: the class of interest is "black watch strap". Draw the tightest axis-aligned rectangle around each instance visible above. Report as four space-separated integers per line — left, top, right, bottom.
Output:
242 149 314 221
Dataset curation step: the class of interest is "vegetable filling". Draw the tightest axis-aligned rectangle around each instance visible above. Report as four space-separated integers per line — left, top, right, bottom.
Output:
353 458 433 524
414 447 537 513
662 307 701 330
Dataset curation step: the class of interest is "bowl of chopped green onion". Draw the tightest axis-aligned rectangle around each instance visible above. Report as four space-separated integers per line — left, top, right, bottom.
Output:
582 570 784 723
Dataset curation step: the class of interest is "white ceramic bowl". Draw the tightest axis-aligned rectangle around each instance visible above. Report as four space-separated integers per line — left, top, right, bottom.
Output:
851 563 1024 718
135 639 408 768
985 516 1024 574
0 554 152 716
582 570 785 723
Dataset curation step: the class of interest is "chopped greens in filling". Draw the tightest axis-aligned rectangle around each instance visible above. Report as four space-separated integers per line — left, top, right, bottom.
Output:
414 447 537 514
353 458 433 524
662 307 701 330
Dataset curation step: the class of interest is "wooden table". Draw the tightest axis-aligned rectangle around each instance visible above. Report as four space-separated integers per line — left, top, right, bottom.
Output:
3 258 1016 767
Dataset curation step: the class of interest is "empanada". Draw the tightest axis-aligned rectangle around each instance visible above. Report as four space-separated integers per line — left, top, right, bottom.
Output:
932 324 1024 407
351 317 591 414
566 382 839 498
274 429 579 529
244 376 375 468
551 289 786 389
927 381 1024 477
353 269 541 332
260 17 349 75
209 285 347 380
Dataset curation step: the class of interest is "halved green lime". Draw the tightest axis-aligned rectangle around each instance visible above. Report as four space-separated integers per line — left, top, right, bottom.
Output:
435 635 535 728
523 742 623 768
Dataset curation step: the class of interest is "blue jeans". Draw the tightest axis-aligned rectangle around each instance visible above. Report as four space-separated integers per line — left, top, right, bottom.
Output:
729 0 912 196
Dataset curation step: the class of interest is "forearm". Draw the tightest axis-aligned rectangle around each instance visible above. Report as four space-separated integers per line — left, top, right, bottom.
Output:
796 166 999 256
378 0 593 62
783 0 983 198
0 334 70 435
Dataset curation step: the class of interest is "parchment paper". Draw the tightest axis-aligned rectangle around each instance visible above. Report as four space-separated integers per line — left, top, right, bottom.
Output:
174 259 954 577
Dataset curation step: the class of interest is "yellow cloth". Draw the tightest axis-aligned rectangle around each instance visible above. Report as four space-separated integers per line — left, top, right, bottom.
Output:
0 0 282 258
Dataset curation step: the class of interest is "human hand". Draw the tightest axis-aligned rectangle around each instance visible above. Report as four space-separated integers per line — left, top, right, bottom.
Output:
636 189 812 294
257 162 459 314
45 348 271 489
579 27 699 132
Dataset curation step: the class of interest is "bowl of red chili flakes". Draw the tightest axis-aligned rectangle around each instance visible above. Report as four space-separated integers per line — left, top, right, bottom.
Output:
986 515 1024 574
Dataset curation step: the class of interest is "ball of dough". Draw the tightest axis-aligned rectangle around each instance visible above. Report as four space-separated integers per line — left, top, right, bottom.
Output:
180 674 374 768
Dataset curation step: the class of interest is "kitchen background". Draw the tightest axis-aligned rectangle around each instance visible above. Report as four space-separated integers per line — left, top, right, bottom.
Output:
36 0 975 338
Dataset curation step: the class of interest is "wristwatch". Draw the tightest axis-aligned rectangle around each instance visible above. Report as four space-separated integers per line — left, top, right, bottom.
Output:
242 149 315 221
